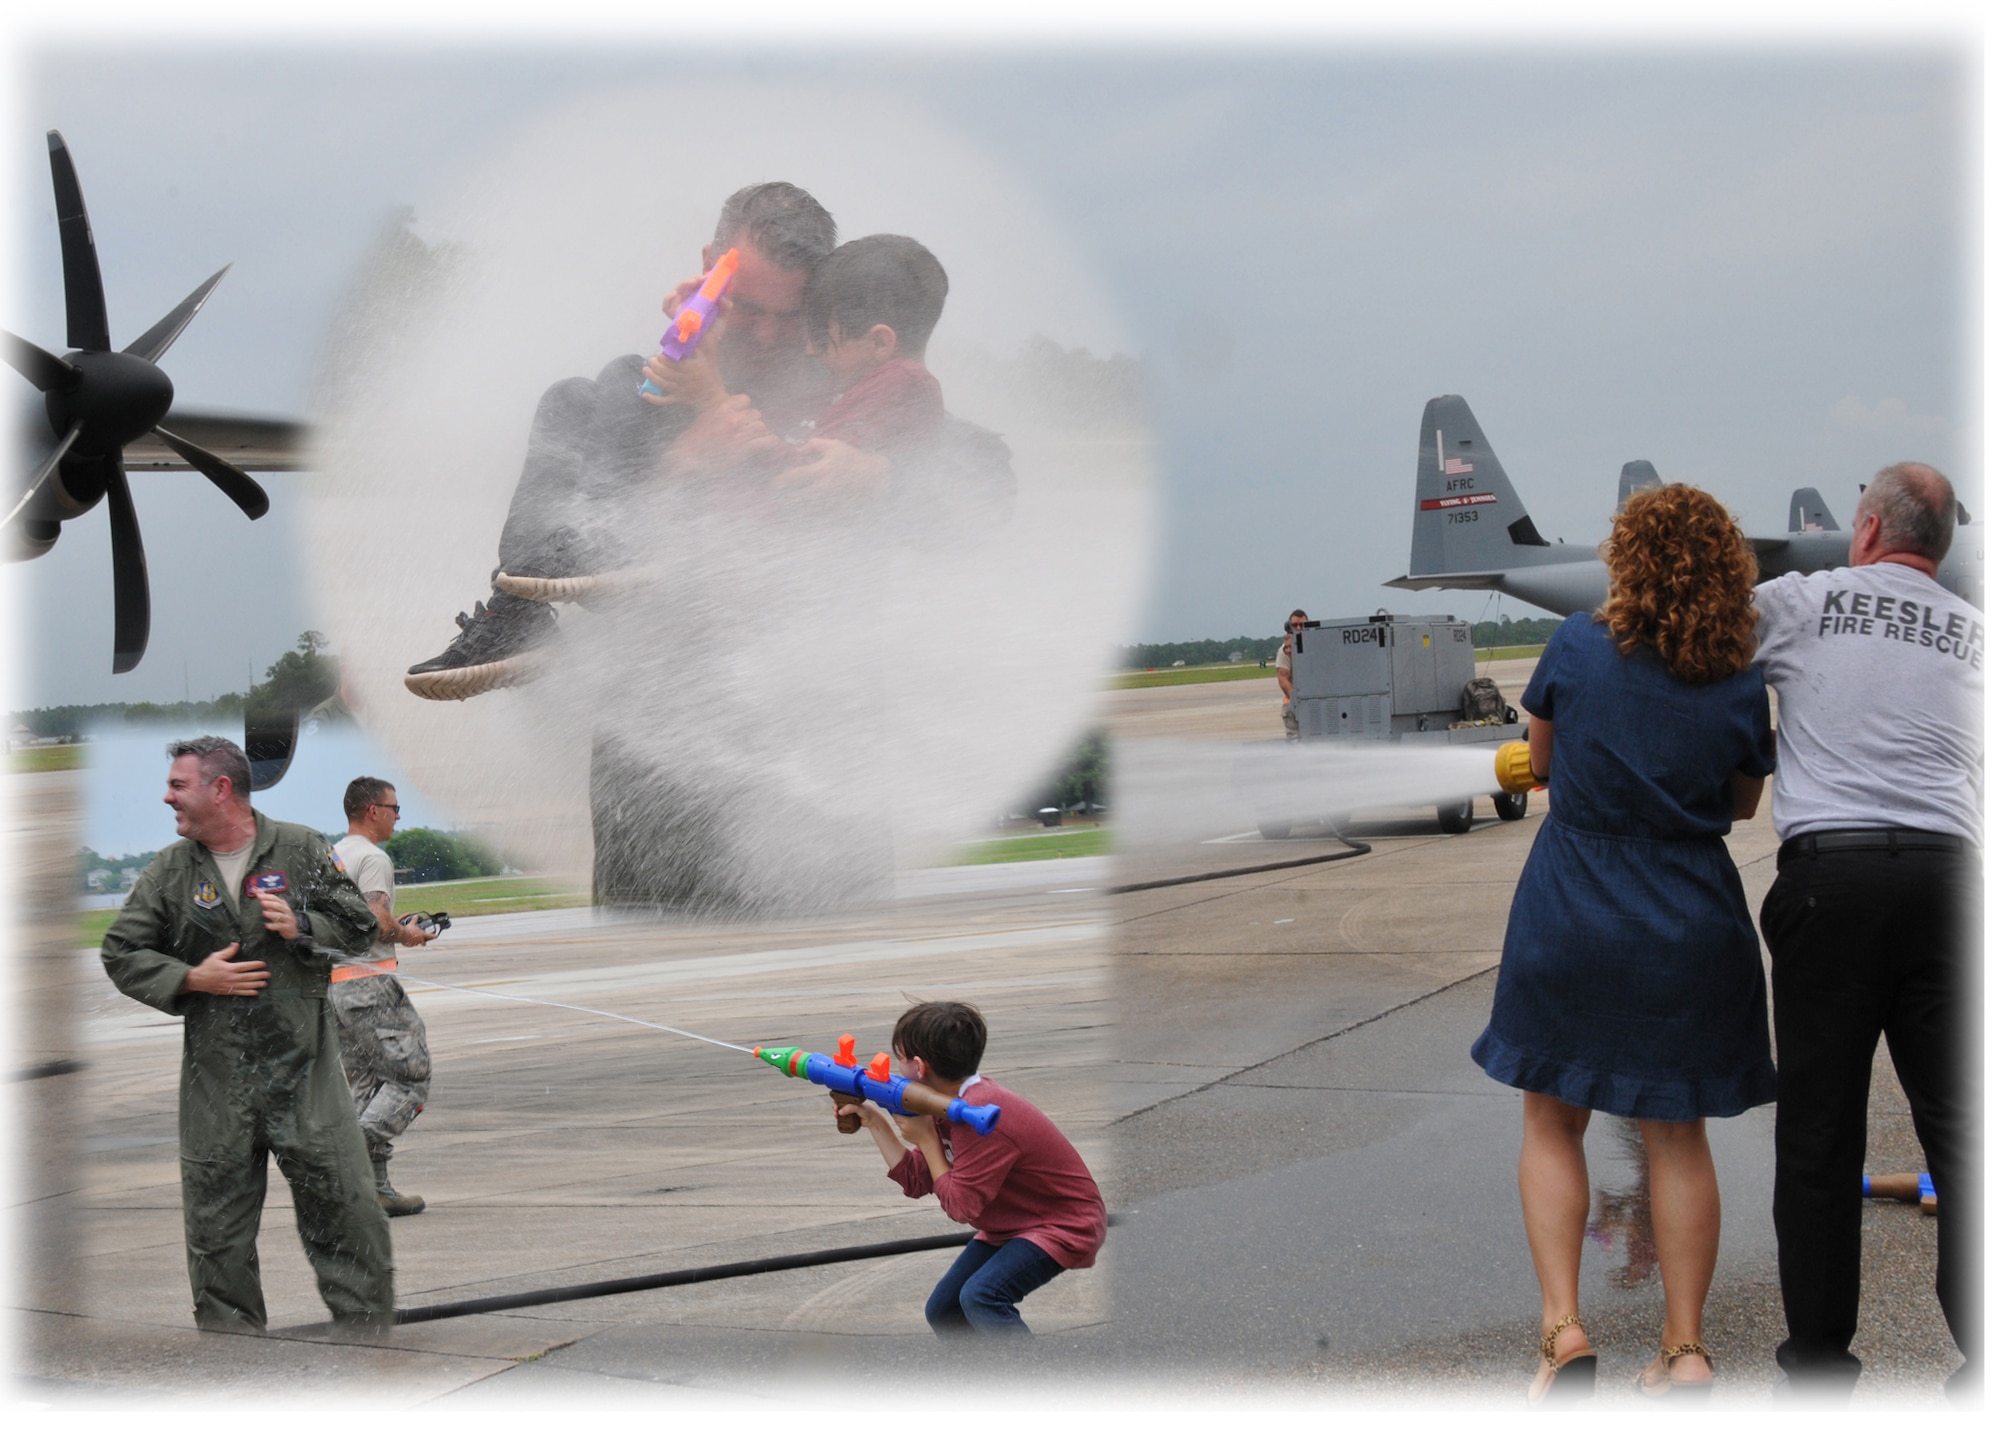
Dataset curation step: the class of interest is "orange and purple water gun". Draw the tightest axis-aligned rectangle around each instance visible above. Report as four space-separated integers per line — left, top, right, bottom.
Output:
638 247 740 396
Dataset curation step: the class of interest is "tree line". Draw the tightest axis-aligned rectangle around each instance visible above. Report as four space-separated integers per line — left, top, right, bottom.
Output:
1119 617 1560 670
1119 636 1272 670
80 827 504 894
16 631 340 739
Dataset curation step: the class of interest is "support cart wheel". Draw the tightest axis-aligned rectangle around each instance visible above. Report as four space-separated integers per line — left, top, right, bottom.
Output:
1437 799 1475 835
1493 792 1529 822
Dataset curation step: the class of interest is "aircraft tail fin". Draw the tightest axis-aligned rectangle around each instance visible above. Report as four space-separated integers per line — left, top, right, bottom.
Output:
1405 395 1550 578
1787 487 1840 533
1617 460 1662 513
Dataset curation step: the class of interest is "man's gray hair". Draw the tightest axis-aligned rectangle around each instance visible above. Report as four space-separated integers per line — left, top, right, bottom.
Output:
714 182 837 271
167 735 252 804
1861 462 1956 563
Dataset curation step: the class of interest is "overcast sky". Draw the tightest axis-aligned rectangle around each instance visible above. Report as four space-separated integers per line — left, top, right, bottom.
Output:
1 21 1978 710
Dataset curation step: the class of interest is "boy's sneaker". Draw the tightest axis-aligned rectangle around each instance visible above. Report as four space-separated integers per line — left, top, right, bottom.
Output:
494 564 659 605
404 590 557 701
494 523 619 605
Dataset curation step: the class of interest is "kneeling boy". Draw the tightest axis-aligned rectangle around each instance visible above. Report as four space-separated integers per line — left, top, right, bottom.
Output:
846 1001 1105 1334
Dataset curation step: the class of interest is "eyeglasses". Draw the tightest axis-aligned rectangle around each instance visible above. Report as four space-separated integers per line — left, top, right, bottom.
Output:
372 803 401 815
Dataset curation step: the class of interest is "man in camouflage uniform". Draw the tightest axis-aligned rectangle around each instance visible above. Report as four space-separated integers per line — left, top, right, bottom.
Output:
329 777 437 1216
100 736 392 1332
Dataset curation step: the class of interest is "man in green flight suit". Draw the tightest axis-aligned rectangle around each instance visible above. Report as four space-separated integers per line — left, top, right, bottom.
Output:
100 735 394 1332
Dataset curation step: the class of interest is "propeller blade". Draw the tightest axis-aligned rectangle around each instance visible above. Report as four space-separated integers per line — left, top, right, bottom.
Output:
151 426 270 519
3 421 84 530
1 329 82 393
245 705 300 792
125 265 231 365
103 463 151 672
48 131 111 354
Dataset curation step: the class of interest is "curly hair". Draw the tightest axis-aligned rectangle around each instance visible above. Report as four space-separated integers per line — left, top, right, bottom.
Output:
1597 483 1759 685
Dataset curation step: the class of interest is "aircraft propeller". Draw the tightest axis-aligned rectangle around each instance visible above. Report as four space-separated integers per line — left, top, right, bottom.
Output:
3 130 271 673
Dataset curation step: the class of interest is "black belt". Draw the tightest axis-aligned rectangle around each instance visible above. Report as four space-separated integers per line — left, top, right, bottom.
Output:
1778 828 1975 867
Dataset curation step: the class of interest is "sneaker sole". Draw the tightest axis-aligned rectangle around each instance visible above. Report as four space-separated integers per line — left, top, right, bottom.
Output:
495 567 660 605
494 571 599 603
404 647 549 701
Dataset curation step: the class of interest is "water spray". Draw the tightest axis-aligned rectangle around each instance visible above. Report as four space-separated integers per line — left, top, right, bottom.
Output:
394 975 1000 1140
307 89 1153 904
395 973 752 1054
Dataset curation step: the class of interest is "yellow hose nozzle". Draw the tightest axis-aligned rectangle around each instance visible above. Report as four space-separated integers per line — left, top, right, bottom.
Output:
1495 740 1537 796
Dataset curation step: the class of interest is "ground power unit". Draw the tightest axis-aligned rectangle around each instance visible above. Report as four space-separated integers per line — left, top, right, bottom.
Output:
1268 611 1526 835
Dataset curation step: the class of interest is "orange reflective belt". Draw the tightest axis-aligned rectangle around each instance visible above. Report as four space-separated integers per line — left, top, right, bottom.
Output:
331 958 399 983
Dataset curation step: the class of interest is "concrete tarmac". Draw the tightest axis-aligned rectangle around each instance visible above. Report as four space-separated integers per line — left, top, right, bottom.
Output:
16 767 1115 1403
1097 671 1963 1401
9 669 1970 1404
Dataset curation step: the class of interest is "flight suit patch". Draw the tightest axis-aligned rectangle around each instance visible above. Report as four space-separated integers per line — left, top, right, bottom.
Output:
193 879 221 909
248 871 289 897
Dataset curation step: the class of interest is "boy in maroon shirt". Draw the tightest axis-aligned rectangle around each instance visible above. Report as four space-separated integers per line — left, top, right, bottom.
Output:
797 233 948 457
842 1001 1106 1334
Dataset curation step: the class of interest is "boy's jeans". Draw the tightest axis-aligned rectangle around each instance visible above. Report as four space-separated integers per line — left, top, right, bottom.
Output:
925 1237 1062 1334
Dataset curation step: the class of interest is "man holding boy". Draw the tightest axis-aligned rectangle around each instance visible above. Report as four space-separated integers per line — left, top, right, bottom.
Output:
405 187 1007 699
403 181 841 699
845 1001 1105 1334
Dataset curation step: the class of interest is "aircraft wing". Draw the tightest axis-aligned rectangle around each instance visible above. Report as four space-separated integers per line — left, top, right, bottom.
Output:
1748 535 1791 555
123 411 308 471
1383 571 1506 592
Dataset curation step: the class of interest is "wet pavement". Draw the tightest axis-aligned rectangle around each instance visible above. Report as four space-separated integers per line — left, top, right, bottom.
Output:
10 671 1970 1407
1094 674 1962 1402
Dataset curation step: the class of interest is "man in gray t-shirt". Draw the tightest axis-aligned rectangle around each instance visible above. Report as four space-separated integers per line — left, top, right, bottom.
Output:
330 776 437 1216
1754 462 1981 1400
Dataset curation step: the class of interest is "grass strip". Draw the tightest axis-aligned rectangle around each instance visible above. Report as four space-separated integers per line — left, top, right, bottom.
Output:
78 874 590 946
953 828 1113 864
77 832 1124 945
10 746 86 774
1110 664 1274 690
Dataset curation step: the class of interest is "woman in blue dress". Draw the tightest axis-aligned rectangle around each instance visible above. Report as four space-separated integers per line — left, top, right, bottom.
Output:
1471 484 1777 1402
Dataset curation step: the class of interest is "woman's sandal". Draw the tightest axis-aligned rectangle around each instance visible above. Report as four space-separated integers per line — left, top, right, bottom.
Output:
1528 1313 1598 1404
1635 1341 1715 1399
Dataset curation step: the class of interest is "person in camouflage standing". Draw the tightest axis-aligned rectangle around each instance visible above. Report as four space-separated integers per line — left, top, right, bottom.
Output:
100 736 393 1332
329 777 437 1216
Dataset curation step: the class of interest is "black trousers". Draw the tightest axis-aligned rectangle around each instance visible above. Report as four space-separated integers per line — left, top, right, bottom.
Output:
1760 842 1982 1389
